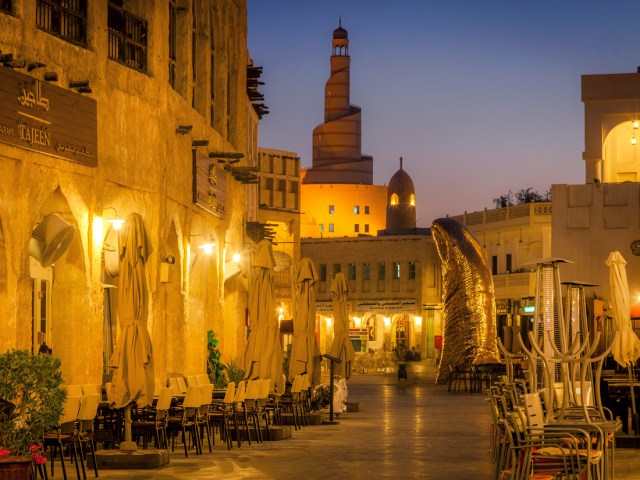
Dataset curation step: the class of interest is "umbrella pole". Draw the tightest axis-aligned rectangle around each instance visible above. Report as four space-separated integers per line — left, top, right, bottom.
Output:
629 364 640 435
121 403 137 451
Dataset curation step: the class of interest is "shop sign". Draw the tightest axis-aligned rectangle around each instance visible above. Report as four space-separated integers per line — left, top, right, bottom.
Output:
355 299 418 314
192 150 226 218
0 66 97 166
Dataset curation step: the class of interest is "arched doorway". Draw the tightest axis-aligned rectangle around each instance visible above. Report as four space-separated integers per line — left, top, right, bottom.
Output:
30 188 89 377
602 120 640 182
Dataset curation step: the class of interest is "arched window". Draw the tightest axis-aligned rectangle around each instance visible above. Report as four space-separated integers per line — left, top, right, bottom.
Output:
390 193 398 206
410 193 415 206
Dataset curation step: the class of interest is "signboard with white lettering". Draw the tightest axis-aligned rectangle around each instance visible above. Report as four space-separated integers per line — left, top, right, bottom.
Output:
192 150 227 218
0 66 97 166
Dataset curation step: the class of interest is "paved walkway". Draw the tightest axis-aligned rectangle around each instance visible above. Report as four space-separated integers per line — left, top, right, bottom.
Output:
97 361 639 479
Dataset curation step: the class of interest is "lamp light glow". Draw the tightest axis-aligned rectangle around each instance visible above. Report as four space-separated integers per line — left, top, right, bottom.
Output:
232 253 241 263
353 316 361 327
632 137 637 146
198 243 215 254
414 316 422 327
634 120 639 129
383 316 391 327
107 218 125 230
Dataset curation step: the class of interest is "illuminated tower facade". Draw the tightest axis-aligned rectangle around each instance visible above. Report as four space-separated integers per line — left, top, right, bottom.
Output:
304 20 373 184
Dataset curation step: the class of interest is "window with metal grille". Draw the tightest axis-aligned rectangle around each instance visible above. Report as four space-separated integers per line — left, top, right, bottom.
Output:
319 264 327 282
36 0 87 46
108 2 147 72
333 264 341 276
348 263 356 280
393 262 400 279
169 0 177 88
378 262 385 280
362 262 370 280
1 0 12 14
408 261 416 279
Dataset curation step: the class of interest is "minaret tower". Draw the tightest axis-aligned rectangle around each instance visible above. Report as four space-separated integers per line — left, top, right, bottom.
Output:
304 20 373 185
325 18 350 122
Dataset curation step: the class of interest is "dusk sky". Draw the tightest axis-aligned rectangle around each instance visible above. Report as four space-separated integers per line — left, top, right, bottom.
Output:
247 1 640 226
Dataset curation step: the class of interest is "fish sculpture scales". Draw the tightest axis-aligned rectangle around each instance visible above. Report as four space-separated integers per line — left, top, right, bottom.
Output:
432 217 500 384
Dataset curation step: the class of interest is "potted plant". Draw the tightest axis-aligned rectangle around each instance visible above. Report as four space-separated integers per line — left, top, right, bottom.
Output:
0 349 65 479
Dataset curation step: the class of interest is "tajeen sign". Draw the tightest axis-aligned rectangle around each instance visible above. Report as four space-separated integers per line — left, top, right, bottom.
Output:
0 66 97 166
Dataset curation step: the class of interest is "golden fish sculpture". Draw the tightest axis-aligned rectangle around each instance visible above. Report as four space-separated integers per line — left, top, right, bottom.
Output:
432 217 500 384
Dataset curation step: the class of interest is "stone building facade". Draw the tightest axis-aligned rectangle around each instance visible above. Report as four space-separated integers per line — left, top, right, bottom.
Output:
0 0 256 384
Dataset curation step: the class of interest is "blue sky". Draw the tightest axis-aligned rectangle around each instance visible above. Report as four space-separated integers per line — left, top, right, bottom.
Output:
247 1 640 226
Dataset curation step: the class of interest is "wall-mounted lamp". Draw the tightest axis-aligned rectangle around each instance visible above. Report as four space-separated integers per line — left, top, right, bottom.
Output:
383 316 391 328
176 125 193 134
353 316 362 328
414 316 422 327
232 252 242 263
198 243 216 255
192 139 209 147
44 72 58 82
164 255 176 264
102 207 124 230
496 232 501 247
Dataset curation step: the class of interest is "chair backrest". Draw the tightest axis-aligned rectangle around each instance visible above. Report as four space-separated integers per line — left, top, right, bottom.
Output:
290 375 302 394
176 377 188 394
60 396 82 425
154 379 164 397
258 379 271 400
185 375 198 387
183 385 203 409
81 384 101 396
77 394 100 421
234 381 246 403
245 380 259 400
574 381 593 406
156 387 173 411
523 392 545 432
196 374 211 385
223 382 236 404
200 383 214 407
65 384 83 397
300 374 310 391
168 377 181 396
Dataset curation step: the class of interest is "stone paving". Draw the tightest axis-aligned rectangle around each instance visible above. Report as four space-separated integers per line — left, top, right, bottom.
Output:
95 361 639 479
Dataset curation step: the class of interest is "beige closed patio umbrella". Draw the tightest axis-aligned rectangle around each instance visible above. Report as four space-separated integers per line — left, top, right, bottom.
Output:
606 251 640 431
108 212 155 451
288 257 322 385
241 240 285 394
329 272 356 379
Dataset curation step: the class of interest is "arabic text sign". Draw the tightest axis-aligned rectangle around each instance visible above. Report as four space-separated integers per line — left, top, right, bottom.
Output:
192 150 227 218
356 299 418 313
0 67 97 166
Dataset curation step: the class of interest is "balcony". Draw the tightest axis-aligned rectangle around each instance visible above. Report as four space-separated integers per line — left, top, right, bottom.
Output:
492 271 536 299
452 202 552 228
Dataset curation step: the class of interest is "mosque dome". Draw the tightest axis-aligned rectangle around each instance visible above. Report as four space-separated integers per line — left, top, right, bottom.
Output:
386 157 416 231
333 23 348 39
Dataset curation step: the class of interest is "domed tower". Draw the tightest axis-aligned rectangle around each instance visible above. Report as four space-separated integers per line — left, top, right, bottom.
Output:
386 157 416 231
